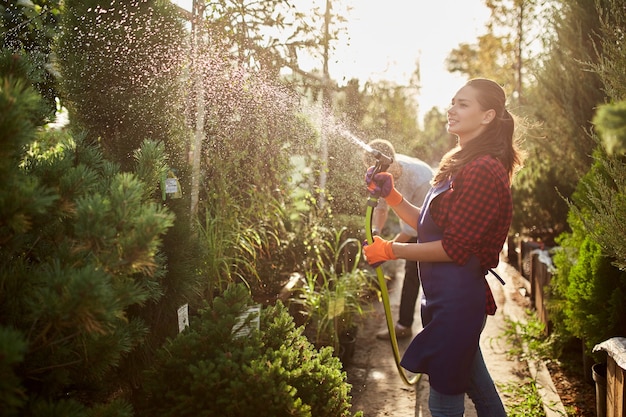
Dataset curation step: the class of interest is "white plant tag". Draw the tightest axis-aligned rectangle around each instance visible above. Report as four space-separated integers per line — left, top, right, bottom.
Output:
177 303 189 333
233 305 261 339
165 178 179 194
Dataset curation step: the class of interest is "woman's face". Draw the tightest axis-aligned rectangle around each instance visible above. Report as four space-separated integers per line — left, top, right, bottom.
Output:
446 85 495 146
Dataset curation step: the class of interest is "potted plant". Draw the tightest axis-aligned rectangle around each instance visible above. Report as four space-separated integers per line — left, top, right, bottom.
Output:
292 228 374 363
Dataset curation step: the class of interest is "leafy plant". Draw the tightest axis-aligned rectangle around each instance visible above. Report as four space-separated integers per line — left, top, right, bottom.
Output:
292 226 374 351
197 206 258 300
550 150 626 358
503 314 552 364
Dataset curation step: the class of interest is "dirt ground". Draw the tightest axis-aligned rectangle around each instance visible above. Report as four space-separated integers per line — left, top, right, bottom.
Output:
345 257 533 417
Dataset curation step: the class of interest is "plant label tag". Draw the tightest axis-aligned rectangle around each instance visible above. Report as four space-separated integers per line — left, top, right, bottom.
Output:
177 303 189 333
165 178 179 194
328 297 345 319
233 305 261 340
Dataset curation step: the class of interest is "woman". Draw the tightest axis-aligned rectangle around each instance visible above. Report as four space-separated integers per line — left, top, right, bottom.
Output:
363 78 523 417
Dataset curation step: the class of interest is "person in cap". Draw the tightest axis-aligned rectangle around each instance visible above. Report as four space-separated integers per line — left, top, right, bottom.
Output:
363 139 434 340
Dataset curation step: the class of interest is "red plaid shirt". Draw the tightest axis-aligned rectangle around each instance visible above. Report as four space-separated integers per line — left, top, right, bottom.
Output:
430 155 512 315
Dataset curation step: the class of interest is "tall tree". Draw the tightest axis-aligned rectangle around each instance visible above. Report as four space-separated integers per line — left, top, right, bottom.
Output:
446 0 544 104
446 32 516 95
418 107 456 167
0 52 174 416
57 0 189 170
513 0 605 240
56 1 210 385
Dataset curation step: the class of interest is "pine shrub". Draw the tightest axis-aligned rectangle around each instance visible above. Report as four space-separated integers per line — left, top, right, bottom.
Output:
139 284 361 417
0 51 174 416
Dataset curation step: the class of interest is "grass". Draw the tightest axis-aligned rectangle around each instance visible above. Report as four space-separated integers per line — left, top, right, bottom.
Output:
499 311 553 417
500 379 546 417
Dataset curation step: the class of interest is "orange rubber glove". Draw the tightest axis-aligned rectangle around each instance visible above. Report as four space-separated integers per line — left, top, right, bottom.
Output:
362 236 397 267
364 168 403 206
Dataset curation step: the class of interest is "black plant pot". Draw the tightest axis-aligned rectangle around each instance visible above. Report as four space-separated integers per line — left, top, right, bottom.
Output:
592 362 607 417
338 327 358 365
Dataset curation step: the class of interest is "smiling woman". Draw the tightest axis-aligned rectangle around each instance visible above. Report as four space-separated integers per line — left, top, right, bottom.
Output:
362 77 523 417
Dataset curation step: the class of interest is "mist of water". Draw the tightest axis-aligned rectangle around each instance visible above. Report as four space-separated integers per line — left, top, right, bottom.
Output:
59 0 377 177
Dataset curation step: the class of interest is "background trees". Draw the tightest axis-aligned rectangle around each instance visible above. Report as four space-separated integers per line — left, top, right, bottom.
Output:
0 0 61 116
547 0 626 369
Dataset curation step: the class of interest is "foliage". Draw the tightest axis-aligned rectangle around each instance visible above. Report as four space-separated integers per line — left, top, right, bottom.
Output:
554 236 626 356
196 189 301 301
325 129 368 216
0 56 173 415
56 0 189 170
201 0 340 78
447 32 517 94
0 48 52 125
0 0 62 115
500 313 551 416
138 284 362 417
569 147 626 269
510 151 575 242
508 0 606 240
535 0 626 370
588 0 626 102
500 312 552 416
418 107 456 167
499 379 546 417
292 226 374 350
503 313 552 364
54 1 208 370
551 152 626 357
446 0 546 102
196 162 321 302
593 101 626 156
198 69 315 206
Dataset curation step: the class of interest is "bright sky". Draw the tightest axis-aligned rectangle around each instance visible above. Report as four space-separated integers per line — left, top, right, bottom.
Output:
329 1 490 122
172 0 490 123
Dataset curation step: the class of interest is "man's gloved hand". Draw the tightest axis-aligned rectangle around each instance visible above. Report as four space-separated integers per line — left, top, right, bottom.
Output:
364 167 403 206
362 236 397 267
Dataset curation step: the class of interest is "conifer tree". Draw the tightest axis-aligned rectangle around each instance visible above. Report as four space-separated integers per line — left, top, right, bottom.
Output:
56 0 189 171
0 51 173 416
55 0 207 367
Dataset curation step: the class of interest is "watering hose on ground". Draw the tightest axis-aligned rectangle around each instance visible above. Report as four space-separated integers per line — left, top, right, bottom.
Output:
364 153 421 387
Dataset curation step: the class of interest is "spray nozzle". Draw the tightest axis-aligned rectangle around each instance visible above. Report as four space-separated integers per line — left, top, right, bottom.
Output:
369 149 393 173
370 149 393 166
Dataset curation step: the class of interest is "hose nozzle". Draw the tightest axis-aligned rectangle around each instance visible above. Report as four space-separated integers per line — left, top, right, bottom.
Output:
369 149 393 173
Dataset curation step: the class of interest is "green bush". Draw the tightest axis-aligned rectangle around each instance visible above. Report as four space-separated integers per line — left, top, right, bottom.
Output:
559 237 626 355
0 51 173 416
139 284 362 417
551 149 626 358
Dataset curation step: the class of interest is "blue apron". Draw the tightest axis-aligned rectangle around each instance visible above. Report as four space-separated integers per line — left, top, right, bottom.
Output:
399 179 487 395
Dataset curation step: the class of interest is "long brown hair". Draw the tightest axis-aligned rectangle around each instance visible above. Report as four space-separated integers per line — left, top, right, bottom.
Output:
432 78 523 186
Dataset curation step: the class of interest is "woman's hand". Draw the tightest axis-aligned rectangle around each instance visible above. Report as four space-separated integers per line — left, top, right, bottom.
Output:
365 167 403 206
362 236 397 267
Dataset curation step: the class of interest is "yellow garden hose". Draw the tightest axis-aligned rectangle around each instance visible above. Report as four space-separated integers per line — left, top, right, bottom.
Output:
365 180 421 386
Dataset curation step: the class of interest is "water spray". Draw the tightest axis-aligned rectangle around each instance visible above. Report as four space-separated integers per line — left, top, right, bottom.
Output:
337 129 394 172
